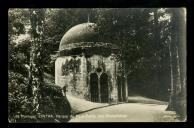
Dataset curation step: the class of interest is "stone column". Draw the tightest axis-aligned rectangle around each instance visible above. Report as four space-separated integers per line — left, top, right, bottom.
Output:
110 61 118 103
123 60 128 102
80 53 87 98
55 58 58 85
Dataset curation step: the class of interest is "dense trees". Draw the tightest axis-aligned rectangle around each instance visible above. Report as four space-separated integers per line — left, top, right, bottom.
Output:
94 8 173 101
8 8 186 121
8 9 71 122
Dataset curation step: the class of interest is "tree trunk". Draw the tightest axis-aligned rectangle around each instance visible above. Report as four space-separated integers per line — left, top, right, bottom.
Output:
166 39 174 111
167 8 186 120
175 8 187 120
28 9 45 113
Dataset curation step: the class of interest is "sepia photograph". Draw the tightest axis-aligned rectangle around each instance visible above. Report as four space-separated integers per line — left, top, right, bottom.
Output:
8 8 186 122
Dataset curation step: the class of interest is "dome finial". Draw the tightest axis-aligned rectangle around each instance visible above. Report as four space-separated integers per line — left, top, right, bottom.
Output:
87 14 90 23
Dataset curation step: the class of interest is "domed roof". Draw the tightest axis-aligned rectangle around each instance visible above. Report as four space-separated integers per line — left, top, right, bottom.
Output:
59 22 98 51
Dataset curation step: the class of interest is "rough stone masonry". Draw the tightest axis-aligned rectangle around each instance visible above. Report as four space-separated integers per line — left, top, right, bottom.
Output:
55 22 128 103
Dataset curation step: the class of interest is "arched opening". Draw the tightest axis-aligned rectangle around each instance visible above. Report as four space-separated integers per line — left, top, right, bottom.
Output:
90 73 99 102
100 73 109 103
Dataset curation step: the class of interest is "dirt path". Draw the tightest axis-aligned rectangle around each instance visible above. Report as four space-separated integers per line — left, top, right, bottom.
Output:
69 103 180 122
67 95 180 122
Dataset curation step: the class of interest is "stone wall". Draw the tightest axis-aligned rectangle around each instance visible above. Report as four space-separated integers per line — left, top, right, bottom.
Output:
55 56 87 99
55 54 122 103
86 55 119 102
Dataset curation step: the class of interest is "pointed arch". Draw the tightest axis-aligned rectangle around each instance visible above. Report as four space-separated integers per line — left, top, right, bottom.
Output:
90 73 99 102
100 73 109 103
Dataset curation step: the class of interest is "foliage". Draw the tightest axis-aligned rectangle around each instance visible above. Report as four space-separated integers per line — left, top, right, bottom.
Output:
8 8 186 120
8 70 71 122
94 8 171 101
8 9 30 36
8 71 33 122
8 9 71 122
9 40 31 76
43 9 172 100
9 8 172 101
38 84 71 122
62 59 81 76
